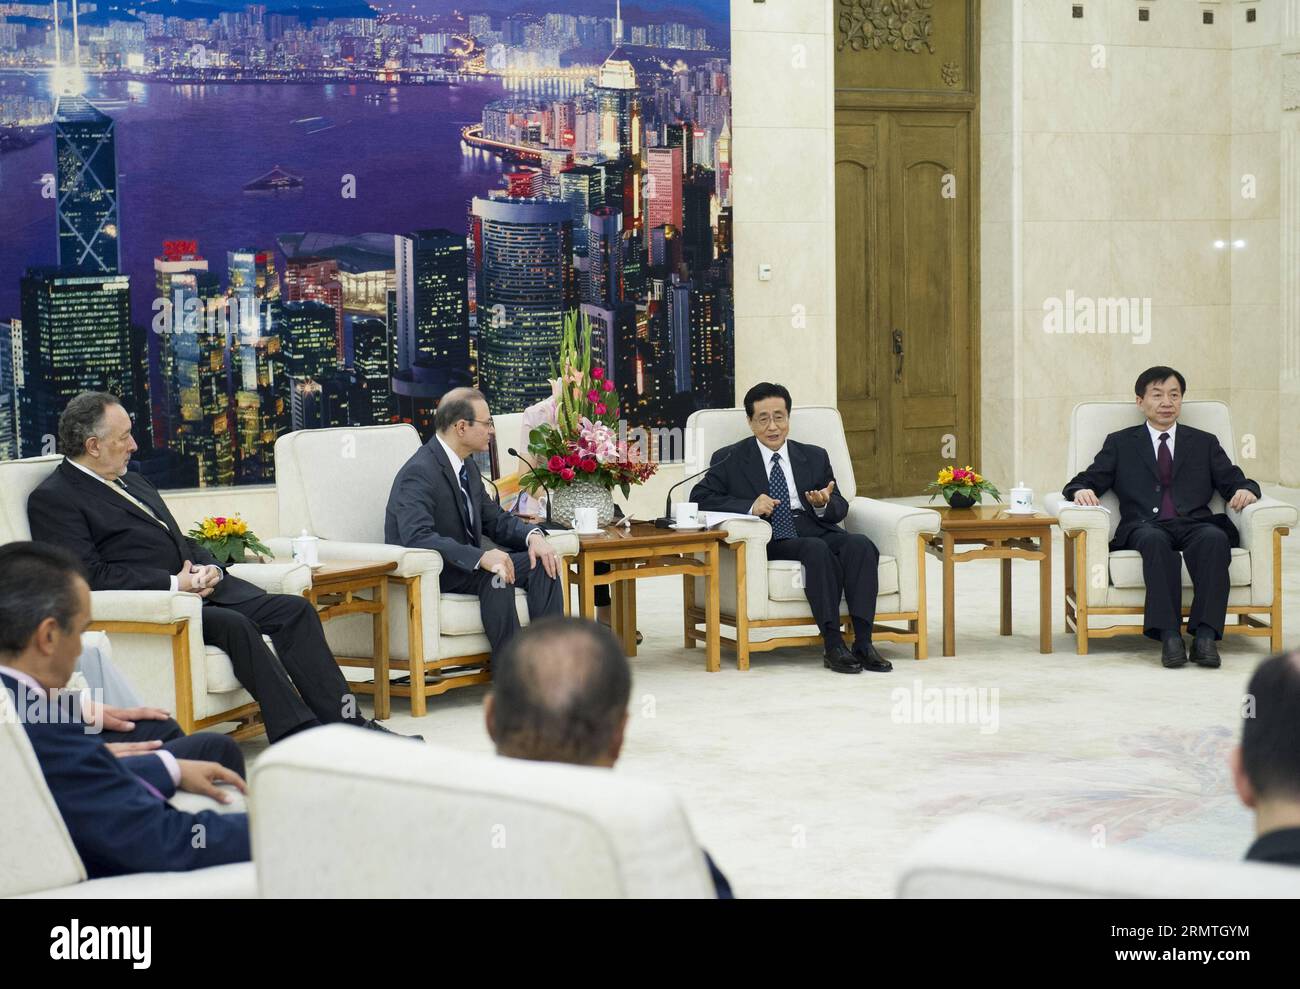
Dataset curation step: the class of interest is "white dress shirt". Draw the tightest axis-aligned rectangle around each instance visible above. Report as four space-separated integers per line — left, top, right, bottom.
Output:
756 439 826 516
0 663 180 785
436 437 541 546
1146 420 1176 460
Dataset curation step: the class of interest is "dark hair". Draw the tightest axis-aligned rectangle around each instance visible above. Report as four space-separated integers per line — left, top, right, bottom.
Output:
743 382 792 418
1134 366 1186 398
491 616 631 766
434 387 486 434
1241 653 1300 801
58 391 123 457
0 542 87 655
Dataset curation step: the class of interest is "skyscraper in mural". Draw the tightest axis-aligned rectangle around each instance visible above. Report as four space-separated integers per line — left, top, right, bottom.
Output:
54 96 121 275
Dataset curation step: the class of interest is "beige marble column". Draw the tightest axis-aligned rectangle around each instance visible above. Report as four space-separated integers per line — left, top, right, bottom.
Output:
1281 0 1300 485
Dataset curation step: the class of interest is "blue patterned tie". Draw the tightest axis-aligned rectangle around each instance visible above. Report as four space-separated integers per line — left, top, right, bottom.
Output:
457 463 478 545
768 453 797 540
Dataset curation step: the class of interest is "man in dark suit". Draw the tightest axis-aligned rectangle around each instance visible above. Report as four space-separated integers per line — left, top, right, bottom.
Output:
0 542 250 879
690 382 889 674
386 387 563 656
1233 652 1300 867
1062 367 1260 669
27 391 402 742
486 615 733 898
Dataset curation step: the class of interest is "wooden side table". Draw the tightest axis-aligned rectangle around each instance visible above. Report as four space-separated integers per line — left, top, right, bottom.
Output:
567 523 726 671
924 506 1057 657
301 560 397 720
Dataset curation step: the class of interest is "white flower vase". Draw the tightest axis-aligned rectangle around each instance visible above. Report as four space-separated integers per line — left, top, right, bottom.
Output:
550 477 616 528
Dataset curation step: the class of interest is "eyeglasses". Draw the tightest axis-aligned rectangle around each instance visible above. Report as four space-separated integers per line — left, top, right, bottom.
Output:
470 418 495 428
753 413 788 427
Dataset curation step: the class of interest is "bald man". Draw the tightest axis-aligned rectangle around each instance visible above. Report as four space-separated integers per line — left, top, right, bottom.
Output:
385 388 563 657
484 615 732 897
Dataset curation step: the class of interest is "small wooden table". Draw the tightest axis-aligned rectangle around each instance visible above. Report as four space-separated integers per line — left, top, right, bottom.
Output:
301 560 397 720
924 506 1057 657
567 522 726 671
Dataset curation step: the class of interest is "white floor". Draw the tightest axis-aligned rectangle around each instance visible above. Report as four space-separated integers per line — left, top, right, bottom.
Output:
240 488 1300 898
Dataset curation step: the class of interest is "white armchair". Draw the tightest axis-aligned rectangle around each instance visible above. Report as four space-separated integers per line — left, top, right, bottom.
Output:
249 726 718 898
0 683 255 899
0 456 310 738
1045 402 1296 654
681 407 940 668
271 424 579 717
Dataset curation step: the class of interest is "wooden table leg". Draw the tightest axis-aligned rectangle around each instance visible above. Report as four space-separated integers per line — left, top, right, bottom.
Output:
1039 528 1053 654
579 553 596 619
682 574 696 648
624 572 639 658
705 543 721 672
1000 555 1012 636
942 532 956 657
372 577 390 721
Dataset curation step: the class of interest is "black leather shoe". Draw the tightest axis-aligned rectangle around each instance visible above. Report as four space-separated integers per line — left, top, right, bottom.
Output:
362 719 424 742
823 644 862 674
853 644 893 673
1190 634 1221 669
1161 634 1188 669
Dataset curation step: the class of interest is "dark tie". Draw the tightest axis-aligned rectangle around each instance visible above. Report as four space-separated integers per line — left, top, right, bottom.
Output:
457 463 478 545
1157 433 1177 520
768 453 797 540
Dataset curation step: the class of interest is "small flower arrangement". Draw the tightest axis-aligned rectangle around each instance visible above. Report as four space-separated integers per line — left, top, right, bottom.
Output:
926 465 1001 508
186 514 272 565
522 311 658 499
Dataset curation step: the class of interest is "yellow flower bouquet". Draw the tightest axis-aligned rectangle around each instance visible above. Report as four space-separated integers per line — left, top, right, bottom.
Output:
925 465 1001 509
185 514 271 565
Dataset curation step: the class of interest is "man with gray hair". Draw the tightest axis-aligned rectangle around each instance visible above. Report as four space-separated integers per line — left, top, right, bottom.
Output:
485 616 733 897
385 387 563 656
27 391 412 741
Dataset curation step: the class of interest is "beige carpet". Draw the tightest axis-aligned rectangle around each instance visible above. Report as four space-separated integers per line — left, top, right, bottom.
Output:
240 487 1299 897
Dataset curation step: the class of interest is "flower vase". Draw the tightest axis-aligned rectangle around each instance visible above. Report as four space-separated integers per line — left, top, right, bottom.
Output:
945 491 978 509
550 477 616 528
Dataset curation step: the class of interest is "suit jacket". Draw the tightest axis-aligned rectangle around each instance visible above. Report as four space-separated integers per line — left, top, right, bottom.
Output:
26 459 262 605
2 672 250 879
385 438 540 574
689 436 849 531
1245 827 1300 868
1062 423 1260 548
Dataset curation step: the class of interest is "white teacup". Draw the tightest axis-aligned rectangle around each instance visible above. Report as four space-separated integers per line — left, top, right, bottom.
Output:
1010 484 1034 512
674 502 700 527
573 506 600 533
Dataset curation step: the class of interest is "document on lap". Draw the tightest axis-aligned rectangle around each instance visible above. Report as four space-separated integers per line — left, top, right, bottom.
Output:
701 511 761 526
1067 502 1111 512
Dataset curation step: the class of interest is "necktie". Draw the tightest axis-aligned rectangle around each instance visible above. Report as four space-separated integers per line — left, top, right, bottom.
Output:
112 476 165 527
768 453 797 540
1157 433 1177 520
457 463 478 545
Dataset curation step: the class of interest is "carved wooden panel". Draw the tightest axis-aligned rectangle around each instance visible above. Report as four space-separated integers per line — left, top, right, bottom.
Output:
835 0 976 96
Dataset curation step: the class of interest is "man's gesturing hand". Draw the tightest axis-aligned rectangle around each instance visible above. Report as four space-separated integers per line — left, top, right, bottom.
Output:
750 494 780 517
177 760 247 803
804 480 836 508
527 531 560 579
479 548 515 586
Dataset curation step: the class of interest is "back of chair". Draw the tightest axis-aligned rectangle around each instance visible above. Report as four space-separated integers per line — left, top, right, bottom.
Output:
1066 402 1234 534
492 411 525 477
275 424 422 543
684 406 858 501
0 455 62 545
251 727 717 898
0 682 88 896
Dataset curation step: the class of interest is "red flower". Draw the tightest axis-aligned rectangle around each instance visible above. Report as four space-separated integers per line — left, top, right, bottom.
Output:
565 453 581 466
214 517 226 526
580 457 597 473
591 367 604 380
601 380 614 393
547 455 565 472
560 467 575 481
594 403 607 415
587 388 600 402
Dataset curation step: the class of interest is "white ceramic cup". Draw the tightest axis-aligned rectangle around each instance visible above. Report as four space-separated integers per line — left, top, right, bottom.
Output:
1010 485 1034 512
573 506 599 532
674 502 700 526
291 532 319 566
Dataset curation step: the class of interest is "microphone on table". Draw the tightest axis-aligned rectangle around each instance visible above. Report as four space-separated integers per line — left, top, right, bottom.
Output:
507 447 554 527
655 450 736 528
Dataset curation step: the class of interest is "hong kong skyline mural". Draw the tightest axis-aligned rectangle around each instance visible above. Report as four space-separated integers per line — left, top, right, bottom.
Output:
0 0 733 488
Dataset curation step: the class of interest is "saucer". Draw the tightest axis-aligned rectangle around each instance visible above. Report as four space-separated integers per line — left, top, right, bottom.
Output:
669 522 705 530
575 527 605 536
1004 506 1038 515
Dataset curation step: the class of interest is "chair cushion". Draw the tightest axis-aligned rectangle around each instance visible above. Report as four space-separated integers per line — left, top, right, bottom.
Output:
768 555 898 602
0 455 61 544
204 635 275 694
1108 548 1251 589
439 589 530 636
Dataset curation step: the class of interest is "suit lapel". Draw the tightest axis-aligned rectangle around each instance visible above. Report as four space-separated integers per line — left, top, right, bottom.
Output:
120 472 191 557
787 442 813 512
1132 425 1160 482
743 438 771 501
1170 424 1190 481
59 461 170 535
428 440 472 539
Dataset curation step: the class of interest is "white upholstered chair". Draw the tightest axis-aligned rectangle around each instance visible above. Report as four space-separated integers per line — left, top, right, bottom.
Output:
896 813 1300 898
0 683 255 899
271 424 579 717
249 726 718 898
680 407 941 667
0 455 310 738
1044 402 1296 654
